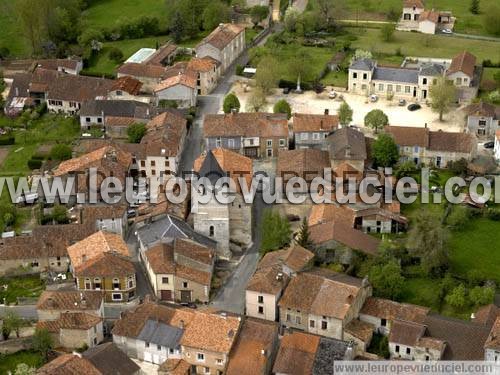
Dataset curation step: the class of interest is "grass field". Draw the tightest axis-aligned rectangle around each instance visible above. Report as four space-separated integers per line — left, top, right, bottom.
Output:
449 217 500 283
347 27 500 63
344 0 500 36
0 351 44 374
0 274 45 304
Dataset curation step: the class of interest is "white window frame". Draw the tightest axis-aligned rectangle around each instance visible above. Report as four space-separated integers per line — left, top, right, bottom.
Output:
197 352 205 362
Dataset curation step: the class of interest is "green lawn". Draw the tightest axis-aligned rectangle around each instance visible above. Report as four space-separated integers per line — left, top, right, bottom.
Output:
0 351 44 374
321 70 348 87
344 0 500 36
0 274 45 304
347 27 500 63
0 0 31 57
449 218 500 283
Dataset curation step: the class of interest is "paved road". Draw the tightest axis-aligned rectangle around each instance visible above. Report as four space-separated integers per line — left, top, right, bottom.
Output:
0 305 37 320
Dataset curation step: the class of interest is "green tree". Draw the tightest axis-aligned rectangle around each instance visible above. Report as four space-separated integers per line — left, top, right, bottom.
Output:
273 99 292 119
380 23 395 42
261 210 292 255
338 102 353 127
407 210 449 276
394 160 417 179
4 311 24 338
284 7 300 33
247 87 266 112
255 55 279 94
51 204 68 224
296 217 313 249
288 50 312 92
223 93 240 113
470 0 480 14
364 109 388 134
202 1 230 31
372 133 399 167
127 123 147 143
313 0 345 30
108 47 124 63
446 206 470 230
14 363 36 375
429 77 457 121
170 10 185 43
469 286 495 306
369 260 405 300
445 284 467 309
32 327 53 361
250 5 269 25
50 144 72 161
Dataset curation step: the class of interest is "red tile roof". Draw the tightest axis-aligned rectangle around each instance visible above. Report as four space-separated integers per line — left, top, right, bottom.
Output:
197 23 245 51
447 51 477 78
292 113 339 133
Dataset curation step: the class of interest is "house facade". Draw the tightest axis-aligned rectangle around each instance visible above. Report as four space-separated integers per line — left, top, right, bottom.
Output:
154 73 197 108
293 113 339 149
188 57 221 95
397 0 454 34
79 99 151 130
465 101 500 138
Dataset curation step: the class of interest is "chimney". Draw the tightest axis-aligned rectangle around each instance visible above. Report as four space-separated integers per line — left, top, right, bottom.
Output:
219 23 224 30
276 272 283 281
345 145 352 158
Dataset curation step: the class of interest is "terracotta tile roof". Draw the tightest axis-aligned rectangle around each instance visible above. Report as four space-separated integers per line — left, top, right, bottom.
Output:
37 312 102 332
416 336 446 352
145 242 175 274
75 251 135 277
308 204 356 227
37 290 103 311
176 263 212 285
389 319 426 347
404 0 424 8
345 319 374 343
272 332 319 375
140 111 187 157
197 23 245 51
37 353 101 375
292 113 339 133
277 149 330 181
34 58 81 71
256 244 314 273
384 126 429 147
154 72 197 91
419 10 439 23
110 76 143 95
81 204 127 225
203 112 288 138
246 264 290 295
334 162 363 181
67 230 130 268
104 116 137 127
473 304 499 326
174 238 215 265
309 220 380 255
226 318 279 375
117 62 167 79
278 270 362 320
360 297 430 323
180 311 241 353
465 101 499 119
159 358 190 375
447 51 476 78
485 316 500 350
44 72 114 102
144 42 178 66
187 56 219 73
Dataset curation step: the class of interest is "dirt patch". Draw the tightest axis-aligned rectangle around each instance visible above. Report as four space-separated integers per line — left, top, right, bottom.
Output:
0 147 10 167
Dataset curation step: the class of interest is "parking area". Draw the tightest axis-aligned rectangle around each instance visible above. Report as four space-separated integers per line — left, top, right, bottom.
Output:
230 81 466 133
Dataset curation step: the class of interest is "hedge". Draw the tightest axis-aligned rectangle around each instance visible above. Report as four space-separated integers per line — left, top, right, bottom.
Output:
27 159 43 170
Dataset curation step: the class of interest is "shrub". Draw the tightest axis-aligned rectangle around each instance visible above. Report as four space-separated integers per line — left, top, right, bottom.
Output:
273 99 292 119
127 123 147 143
235 64 244 76
50 144 72 161
27 159 43 170
108 47 124 63
0 47 10 59
0 136 15 145
486 208 500 221
223 93 240 113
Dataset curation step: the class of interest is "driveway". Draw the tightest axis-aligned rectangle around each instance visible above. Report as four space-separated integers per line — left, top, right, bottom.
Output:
230 82 466 132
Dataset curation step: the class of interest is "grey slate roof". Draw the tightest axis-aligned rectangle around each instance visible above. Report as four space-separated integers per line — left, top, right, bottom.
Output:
419 63 445 76
198 150 228 185
312 337 350 374
137 214 217 249
327 127 367 161
80 99 151 118
136 319 183 348
350 58 375 71
372 67 419 84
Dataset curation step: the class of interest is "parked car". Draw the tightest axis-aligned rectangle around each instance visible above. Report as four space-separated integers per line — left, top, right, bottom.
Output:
328 90 337 99
314 84 325 94
370 94 378 102
442 29 453 34
398 99 406 106
484 141 494 149
127 209 137 218
283 87 290 94
180 302 197 309
407 103 421 111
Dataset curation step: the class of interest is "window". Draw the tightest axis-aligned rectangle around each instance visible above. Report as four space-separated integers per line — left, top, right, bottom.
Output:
141 161 146 167
267 149 272 157
396 85 401 92
414 146 419 153
295 316 301 324
31 261 39 267
286 314 291 322
378 84 384 91
363 73 367 80
422 78 427 85
405 86 411 93
209 226 215 237
112 293 122 301
321 321 328 330
395 345 400 353
85 278 91 290
361 84 367 90
86 117 91 123
157 345 161 351
150 160 156 167
113 278 120 290
145 342 150 348
279 139 286 147
258 306 264 314
197 353 205 362
381 318 387 327
352 72 357 79
267 139 272 147
216 359 224 365
94 278 101 290
313 133 320 140
116 90 122 96
406 347 411 355
204 367 210 374
165 160 170 167
478 120 487 126
169 348 174 354
216 137 221 147
425 355 430 361
478 128 486 136
97 117 102 124
183 282 188 288
387 84 393 92
162 277 169 284
310 320 315 328
128 278 134 288
228 139 235 148
258 295 264 303
301 133 308 140
456 77 462 85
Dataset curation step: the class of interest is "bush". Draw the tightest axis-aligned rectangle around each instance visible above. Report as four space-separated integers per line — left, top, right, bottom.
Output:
0 136 15 145
223 93 240 113
108 47 124 63
127 123 147 143
273 99 292 119
486 208 500 221
0 47 10 59
50 144 72 161
235 64 244 76
446 206 470 230
158 100 178 108
27 159 43 170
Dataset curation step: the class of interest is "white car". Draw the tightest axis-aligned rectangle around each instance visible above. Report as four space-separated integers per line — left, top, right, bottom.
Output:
328 90 337 99
442 29 453 34
370 94 378 102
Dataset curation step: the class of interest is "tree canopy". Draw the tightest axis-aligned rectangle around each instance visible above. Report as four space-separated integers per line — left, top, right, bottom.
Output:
127 123 147 143
223 93 241 114
429 77 457 121
261 210 292 255
364 109 388 133
273 99 292 119
372 133 399 167
338 102 353 127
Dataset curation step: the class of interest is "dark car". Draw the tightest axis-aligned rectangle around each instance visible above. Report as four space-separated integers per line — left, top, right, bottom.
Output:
180 302 197 309
127 209 137 218
484 141 494 149
283 87 290 94
407 104 422 111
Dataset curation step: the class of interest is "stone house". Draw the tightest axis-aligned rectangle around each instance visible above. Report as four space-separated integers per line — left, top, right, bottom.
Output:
203 112 289 159
397 0 454 34
245 244 314 322
187 57 221 95
117 63 168 93
484 316 500 363
465 101 500 138
272 331 354 375
192 149 253 259
82 342 141 374
106 75 148 102
195 23 246 73
143 42 178 67
325 127 367 172
292 113 339 149
154 72 197 108
278 269 372 341
142 238 215 303
33 58 83 75
36 290 105 321
80 204 128 238
79 99 151 130
67 231 136 303
385 125 477 167
226 318 279 375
